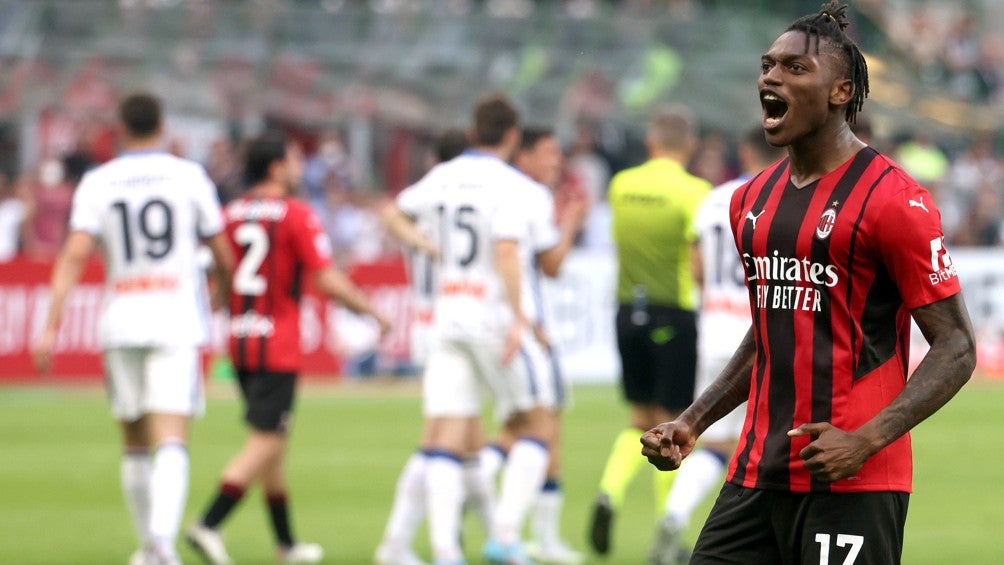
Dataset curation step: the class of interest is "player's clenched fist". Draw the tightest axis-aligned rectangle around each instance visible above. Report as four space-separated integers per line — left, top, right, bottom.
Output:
641 421 698 471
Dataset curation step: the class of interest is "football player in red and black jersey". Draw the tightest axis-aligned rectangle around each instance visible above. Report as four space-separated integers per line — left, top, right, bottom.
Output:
642 3 976 564
186 134 390 565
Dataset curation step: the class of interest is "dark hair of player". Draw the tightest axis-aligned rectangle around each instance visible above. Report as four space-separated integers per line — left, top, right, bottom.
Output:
118 93 162 138
473 93 519 146
519 126 555 152
434 128 471 163
786 1 869 123
244 133 287 187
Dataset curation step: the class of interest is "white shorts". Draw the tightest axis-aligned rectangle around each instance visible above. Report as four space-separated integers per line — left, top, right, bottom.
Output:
696 351 746 443
103 346 205 422
507 332 569 418
422 330 564 421
409 307 435 370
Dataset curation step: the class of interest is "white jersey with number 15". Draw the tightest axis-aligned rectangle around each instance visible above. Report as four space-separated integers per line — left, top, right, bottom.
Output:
396 151 528 341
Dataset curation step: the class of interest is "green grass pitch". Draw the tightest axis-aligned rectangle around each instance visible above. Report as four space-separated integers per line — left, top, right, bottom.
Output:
1 379 1002 564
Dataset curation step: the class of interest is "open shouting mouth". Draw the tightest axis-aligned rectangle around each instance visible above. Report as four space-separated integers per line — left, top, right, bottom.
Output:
761 89 789 131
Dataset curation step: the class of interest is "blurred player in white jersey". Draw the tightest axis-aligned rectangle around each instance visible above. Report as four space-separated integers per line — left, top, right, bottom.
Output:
376 128 472 565
383 93 542 565
33 92 234 565
647 128 784 565
481 126 588 565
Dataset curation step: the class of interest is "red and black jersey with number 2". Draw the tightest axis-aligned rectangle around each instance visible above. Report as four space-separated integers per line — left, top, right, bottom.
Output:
727 147 961 494
223 196 332 373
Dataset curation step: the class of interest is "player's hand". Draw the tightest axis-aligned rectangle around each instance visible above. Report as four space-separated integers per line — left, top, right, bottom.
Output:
32 328 57 374
501 320 524 367
420 242 441 262
531 323 552 351
210 286 228 311
567 191 591 224
374 313 393 338
788 422 873 483
641 420 698 471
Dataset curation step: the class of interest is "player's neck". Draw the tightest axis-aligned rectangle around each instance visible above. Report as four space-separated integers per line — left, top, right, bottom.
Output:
787 124 865 188
121 136 162 153
247 181 286 199
470 145 511 162
648 149 687 167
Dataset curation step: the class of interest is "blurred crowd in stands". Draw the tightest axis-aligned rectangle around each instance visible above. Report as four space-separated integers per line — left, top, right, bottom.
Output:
859 0 1003 104
1 110 1002 268
1 1 1003 265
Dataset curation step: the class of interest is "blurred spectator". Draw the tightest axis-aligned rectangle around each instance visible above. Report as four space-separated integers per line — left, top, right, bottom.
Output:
688 129 732 186
204 137 244 204
946 133 1001 205
26 157 74 258
955 181 1003 246
302 129 357 220
566 119 611 204
942 14 994 101
894 131 950 185
0 172 33 261
324 187 389 266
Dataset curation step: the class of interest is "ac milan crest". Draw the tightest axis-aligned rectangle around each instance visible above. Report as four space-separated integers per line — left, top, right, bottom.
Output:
815 208 837 240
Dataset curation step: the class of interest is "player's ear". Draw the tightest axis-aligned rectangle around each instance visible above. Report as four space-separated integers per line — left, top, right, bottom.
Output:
829 77 853 107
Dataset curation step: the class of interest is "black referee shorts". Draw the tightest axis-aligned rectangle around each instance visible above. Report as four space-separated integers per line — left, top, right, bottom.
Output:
692 482 909 565
615 304 697 413
236 369 297 433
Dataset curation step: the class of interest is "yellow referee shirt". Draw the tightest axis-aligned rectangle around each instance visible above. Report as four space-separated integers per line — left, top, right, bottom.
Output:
608 158 711 310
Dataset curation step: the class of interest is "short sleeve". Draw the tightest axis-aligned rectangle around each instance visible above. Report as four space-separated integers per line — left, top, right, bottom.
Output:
68 173 102 235
531 186 560 253
873 184 961 309
291 204 333 272
193 166 224 239
683 181 712 243
396 175 431 218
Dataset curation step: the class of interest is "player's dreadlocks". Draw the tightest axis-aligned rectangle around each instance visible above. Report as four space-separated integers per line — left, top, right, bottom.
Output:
787 2 870 123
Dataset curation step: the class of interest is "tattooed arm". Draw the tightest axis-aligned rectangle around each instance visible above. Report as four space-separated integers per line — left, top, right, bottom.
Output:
642 327 756 471
789 292 976 482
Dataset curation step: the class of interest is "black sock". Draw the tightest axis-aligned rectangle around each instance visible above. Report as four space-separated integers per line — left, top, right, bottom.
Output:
267 492 295 547
202 482 246 529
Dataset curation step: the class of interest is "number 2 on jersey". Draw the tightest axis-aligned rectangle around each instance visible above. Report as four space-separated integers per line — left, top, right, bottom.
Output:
233 223 269 295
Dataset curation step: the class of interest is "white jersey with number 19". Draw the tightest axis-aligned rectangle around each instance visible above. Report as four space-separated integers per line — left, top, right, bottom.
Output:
396 151 528 341
69 151 223 347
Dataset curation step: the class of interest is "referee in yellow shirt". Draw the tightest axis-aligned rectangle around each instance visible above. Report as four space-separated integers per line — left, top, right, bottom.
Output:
589 105 711 560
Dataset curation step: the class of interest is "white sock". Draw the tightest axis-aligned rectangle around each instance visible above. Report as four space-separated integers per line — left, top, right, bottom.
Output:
492 438 549 545
665 448 727 527
464 455 496 536
532 481 563 546
148 441 189 552
121 451 151 546
380 452 427 553
479 444 506 487
424 451 465 563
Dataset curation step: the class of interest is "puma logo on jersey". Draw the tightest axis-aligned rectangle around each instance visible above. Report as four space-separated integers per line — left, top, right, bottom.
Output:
908 197 929 213
746 209 765 229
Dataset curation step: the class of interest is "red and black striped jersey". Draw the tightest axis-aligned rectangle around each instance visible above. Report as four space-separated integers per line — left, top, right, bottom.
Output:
726 147 961 493
224 196 332 373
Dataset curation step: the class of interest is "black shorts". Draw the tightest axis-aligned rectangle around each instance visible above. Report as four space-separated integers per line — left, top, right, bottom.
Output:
236 370 297 433
692 482 910 565
615 304 697 413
